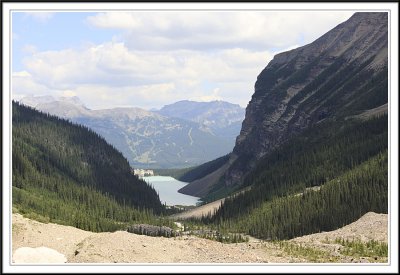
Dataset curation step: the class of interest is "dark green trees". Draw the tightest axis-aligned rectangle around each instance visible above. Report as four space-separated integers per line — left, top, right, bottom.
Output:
12 102 167 232
205 115 388 240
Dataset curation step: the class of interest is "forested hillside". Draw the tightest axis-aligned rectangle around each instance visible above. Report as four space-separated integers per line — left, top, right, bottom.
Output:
202 114 388 240
12 102 171 232
209 150 387 240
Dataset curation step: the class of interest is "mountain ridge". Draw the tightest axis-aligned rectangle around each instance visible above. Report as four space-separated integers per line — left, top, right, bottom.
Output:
19 96 242 169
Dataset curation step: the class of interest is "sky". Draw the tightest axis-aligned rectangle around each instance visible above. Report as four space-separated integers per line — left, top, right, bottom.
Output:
12 10 354 110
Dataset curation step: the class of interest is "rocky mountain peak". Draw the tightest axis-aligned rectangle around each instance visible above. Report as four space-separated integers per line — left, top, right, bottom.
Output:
226 12 388 186
20 95 86 108
19 95 56 108
19 95 90 118
269 12 387 69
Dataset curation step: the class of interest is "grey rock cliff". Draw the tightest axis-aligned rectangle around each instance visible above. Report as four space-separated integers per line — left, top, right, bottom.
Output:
225 12 388 186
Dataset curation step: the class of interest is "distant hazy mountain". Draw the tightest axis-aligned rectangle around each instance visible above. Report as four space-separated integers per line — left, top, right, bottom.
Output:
20 96 234 169
21 95 86 109
157 100 245 142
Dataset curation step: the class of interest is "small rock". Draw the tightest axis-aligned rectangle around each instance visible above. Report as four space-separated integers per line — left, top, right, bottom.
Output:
13 247 67 263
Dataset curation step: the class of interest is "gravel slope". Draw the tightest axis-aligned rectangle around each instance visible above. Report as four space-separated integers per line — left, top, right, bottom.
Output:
11 213 283 263
11 212 388 264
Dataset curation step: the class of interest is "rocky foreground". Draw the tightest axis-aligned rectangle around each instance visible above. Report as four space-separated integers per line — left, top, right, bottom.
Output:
12 212 388 264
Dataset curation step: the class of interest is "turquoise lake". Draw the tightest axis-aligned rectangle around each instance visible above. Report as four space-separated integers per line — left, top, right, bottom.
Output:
143 176 200 206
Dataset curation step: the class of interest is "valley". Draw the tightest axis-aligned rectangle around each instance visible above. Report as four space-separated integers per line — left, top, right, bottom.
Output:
20 96 244 169
10 11 391 266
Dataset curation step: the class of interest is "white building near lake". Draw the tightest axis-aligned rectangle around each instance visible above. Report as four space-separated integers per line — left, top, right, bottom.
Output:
133 169 154 178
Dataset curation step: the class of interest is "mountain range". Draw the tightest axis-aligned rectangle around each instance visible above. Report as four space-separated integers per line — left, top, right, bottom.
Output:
20 96 245 169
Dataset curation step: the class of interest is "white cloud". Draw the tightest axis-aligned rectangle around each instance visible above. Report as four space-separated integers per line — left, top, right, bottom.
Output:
15 42 273 108
12 70 56 97
86 12 142 29
62 90 77 97
87 11 354 51
12 71 31 77
68 83 180 110
191 88 223 102
13 11 355 109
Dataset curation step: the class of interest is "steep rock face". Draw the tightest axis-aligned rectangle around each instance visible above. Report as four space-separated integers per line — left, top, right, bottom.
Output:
225 12 388 186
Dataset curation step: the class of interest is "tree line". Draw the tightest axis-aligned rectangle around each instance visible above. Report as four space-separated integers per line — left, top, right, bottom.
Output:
201 115 388 240
12 102 174 232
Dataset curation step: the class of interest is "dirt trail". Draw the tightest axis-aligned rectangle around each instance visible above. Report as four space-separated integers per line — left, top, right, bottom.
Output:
11 212 388 264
